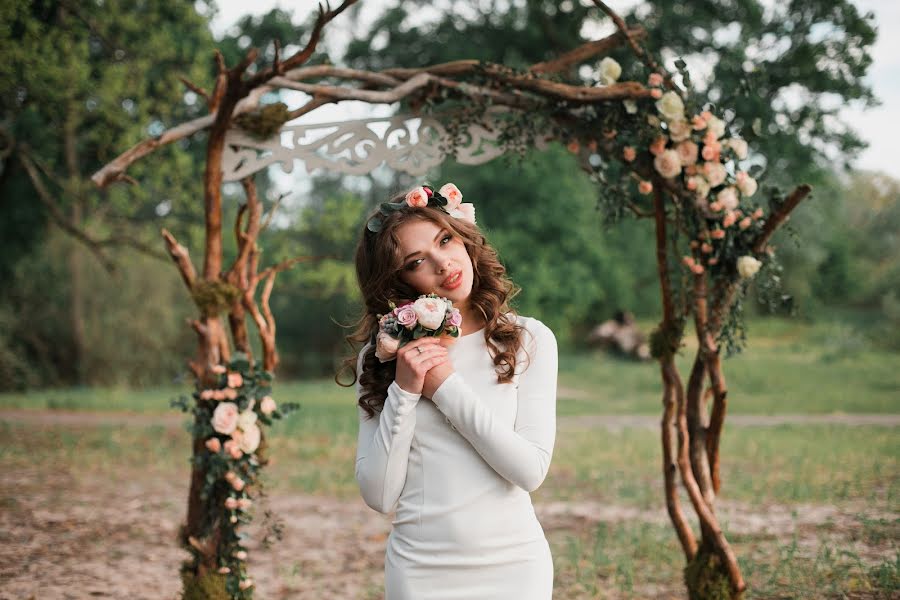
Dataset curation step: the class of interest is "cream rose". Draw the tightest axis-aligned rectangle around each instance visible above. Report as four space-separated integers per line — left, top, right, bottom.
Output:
374 330 400 362
238 423 261 454
599 57 622 85
702 162 727 187
237 409 257 431
737 256 762 278
653 149 682 179
706 115 726 139
728 137 749 160
717 187 740 211
655 91 685 122
667 119 692 143
212 402 239 435
736 172 758 197
412 297 447 330
260 395 276 416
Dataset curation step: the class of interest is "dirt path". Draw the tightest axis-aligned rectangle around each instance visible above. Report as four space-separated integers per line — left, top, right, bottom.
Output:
2 408 898 431
1 465 894 600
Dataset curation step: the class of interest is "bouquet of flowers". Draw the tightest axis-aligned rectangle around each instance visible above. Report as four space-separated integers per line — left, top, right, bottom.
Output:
374 293 462 362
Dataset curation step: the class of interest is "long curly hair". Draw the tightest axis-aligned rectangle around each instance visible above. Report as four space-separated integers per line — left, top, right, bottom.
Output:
334 188 529 420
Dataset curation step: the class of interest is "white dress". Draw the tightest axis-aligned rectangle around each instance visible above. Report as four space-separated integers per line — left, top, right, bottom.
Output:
355 314 557 600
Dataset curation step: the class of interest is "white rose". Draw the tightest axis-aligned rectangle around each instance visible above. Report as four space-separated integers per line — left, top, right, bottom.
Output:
623 99 638 114
212 402 239 435
737 174 758 197
655 91 685 122
599 57 622 85
237 409 258 431
703 162 727 188
737 256 762 279
717 186 740 211
728 137 749 160
259 395 276 416
706 115 726 139
412 296 447 330
374 330 399 362
653 149 682 179
667 119 692 143
238 422 261 453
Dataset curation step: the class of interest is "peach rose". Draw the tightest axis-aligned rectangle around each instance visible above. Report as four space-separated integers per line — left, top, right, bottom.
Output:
668 119 692 143
225 497 239 510
692 115 707 131
701 141 721 162
237 498 252 510
222 388 238 400
739 217 753 230
728 137 749 160
199 389 215 401
650 88 663 99
722 211 738 228
702 162 727 187
736 171 758 197
654 149 682 179
230 515 238 524
676 141 698 166
648 72 664 87
211 365 227 375
224 438 243 460
237 409 257 431
717 187 739 211
212 389 226 401
691 263 705 274
753 207 764 219
212 402 239 435
622 146 637 162
638 180 653 195
227 372 243 388
224 471 237 482
649 136 667 156
405 187 429 207
711 229 726 240
439 183 463 210
260 395 276 416
708 257 719 265
701 242 713 254
452 202 476 225
231 477 246 492
205 437 222 453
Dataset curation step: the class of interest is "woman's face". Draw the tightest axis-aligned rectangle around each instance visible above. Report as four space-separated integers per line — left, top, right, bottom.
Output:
395 218 473 305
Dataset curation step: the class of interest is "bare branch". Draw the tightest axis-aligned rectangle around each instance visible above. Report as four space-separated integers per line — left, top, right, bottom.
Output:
179 76 209 102
530 27 646 74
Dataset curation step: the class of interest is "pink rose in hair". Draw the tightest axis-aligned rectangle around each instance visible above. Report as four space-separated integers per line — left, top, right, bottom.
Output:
395 304 418 329
405 187 429 207
439 183 463 210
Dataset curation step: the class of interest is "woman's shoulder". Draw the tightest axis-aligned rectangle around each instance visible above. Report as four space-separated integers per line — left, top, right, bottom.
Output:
511 313 556 345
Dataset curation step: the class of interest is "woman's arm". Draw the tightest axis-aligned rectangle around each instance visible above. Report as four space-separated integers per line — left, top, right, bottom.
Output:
354 342 421 514
430 318 558 492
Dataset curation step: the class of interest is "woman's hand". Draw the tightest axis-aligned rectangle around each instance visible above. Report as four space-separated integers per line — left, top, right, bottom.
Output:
421 333 457 398
394 337 449 395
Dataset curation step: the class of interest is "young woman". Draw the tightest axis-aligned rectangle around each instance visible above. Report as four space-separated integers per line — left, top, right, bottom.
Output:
338 183 558 599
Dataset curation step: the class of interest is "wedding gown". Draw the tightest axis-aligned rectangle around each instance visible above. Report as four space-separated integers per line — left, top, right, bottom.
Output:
355 314 557 600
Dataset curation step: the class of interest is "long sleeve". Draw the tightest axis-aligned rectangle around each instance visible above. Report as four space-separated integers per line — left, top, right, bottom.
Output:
430 318 558 493
354 342 422 514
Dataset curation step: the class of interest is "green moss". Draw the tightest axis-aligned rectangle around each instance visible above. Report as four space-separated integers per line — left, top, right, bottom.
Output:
180 569 230 600
684 550 737 600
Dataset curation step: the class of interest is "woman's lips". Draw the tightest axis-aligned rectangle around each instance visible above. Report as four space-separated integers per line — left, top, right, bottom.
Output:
442 270 462 289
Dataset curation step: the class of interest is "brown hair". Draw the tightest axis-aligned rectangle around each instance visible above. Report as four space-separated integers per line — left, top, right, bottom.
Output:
334 189 529 419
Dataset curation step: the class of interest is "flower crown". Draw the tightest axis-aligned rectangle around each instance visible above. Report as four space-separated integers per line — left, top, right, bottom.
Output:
366 183 476 233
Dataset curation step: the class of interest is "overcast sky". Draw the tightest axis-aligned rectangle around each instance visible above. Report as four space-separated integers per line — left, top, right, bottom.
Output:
211 0 899 180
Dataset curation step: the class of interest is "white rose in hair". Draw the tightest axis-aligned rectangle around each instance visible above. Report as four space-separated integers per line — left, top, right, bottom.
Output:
656 91 685 122
450 202 476 224
737 256 762 279
599 57 622 85
413 296 448 330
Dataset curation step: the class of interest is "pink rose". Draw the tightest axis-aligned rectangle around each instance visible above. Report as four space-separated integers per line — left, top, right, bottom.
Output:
736 172 758 197
676 141 698 166
649 136 667 156
648 73 664 87
739 217 752 230
224 438 243 459
686 178 697 191
711 229 726 240
709 201 723 211
654 149 682 179
439 183 463 210
405 187 429 207
225 497 239 510
227 372 243 388
448 308 462 327
205 438 222 453
622 146 637 162
260 395 276 416
395 305 418 329
212 402 239 435
452 202 476 224
638 180 653 195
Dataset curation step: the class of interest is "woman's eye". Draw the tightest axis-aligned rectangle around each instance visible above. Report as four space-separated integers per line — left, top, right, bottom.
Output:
406 235 452 270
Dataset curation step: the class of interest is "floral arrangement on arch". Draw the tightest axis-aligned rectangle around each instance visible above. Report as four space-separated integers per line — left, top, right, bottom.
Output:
171 352 299 598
